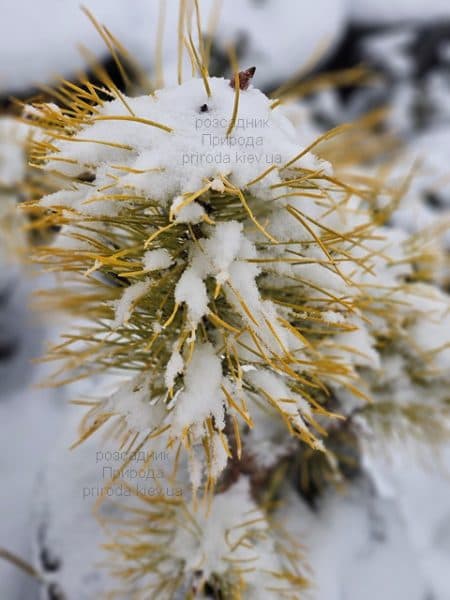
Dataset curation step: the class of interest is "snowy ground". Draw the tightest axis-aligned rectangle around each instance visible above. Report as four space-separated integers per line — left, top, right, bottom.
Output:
19 412 450 600
0 278 67 599
0 0 347 94
3 0 450 98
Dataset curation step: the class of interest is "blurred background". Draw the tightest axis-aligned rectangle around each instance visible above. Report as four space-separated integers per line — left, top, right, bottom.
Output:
1 1 450 599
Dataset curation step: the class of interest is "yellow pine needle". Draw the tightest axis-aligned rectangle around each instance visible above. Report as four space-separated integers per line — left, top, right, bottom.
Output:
110 164 165 175
263 317 290 356
93 114 173 133
162 302 179 328
221 385 253 428
245 164 278 188
155 0 166 90
286 204 351 285
193 0 208 69
207 311 242 334
77 44 135 116
70 413 113 449
227 283 259 327
182 36 197 77
231 414 242 459
277 316 315 351
222 177 278 243
81 6 131 88
227 47 240 137
144 222 178 248
81 193 147 205
0 548 43 583
58 77 102 104
273 65 371 103
169 183 211 220
104 26 154 93
282 123 353 170
219 430 233 458
177 0 187 85
50 133 133 151
187 33 211 97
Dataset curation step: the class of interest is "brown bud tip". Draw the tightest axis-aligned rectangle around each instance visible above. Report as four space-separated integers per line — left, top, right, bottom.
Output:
230 66 256 91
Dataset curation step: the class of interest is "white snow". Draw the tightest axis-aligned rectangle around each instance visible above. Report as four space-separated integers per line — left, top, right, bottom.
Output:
142 248 173 272
0 278 70 599
173 477 263 574
101 371 164 432
38 77 318 209
247 369 311 431
329 316 380 369
0 383 66 600
202 220 243 285
171 342 225 437
164 344 184 390
173 199 206 224
175 266 209 326
110 279 151 328
243 400 296 468
29 402 170 599
168 476 302 598
408 310 450 376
